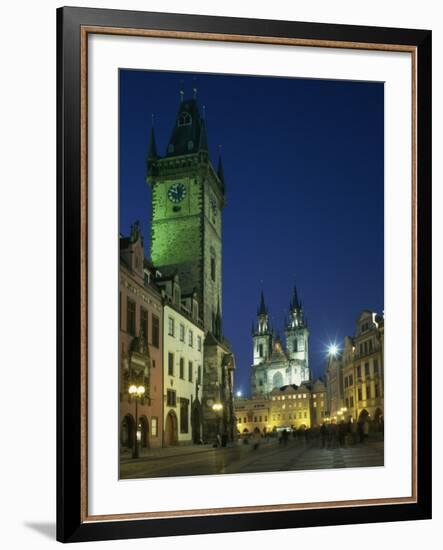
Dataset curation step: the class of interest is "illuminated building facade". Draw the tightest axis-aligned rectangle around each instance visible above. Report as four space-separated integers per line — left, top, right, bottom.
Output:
234 379 327 434
156 275 205 446
250 288 311 396
326 310 384 425
119 223 164 452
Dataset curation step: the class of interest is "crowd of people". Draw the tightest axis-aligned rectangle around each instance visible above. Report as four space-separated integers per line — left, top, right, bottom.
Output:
245 417 383 451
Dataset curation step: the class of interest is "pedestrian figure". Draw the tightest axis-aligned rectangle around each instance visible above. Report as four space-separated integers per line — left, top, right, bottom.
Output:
363 419 370 442
320 423 327 448
358 421 364 443
350 419 357 445
338 421 346 447
281 429 289 446
329 422 338 448
252 427 261 451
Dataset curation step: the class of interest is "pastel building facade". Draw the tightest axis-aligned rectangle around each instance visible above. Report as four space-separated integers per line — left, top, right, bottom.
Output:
119 223 164 452
158 276 205 445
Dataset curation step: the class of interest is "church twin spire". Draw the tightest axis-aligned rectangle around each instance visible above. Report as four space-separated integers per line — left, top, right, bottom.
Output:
253 283 307 338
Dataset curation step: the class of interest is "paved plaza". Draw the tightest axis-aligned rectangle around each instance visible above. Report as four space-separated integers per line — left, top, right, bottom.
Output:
120 436 384 479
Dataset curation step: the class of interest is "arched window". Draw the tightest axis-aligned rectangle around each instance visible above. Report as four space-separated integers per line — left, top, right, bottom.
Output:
293 339 298 352
210 256 216 282
177 112 192 127
272 372 284 389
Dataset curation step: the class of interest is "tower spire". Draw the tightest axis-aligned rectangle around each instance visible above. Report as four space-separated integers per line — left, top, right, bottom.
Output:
257 291 267 316
291 284 300 310
198 117 208 151
147 120 157 160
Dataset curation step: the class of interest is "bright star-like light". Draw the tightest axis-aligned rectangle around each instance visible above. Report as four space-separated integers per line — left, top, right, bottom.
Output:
236 390 242 398
328 344 339 356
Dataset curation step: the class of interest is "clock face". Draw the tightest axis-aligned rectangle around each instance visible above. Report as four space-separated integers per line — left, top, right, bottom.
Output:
167 183 187 204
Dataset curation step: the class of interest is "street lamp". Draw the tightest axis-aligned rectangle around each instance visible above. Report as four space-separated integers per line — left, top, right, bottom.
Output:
128 384 145 458
236 390 242 398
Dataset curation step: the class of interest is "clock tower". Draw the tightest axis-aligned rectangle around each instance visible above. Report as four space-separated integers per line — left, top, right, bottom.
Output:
147 93 225 334
147 91 236 444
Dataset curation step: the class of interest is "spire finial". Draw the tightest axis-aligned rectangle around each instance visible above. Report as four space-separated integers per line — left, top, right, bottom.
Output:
193 86 198 99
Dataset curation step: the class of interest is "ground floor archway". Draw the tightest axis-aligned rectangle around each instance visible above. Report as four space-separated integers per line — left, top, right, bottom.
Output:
120 414 135 450
358 409 370 423
164 410 178 446
374 408 383 423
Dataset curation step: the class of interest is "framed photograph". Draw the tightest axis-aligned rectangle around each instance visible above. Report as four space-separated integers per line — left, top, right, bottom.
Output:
57 6 432 543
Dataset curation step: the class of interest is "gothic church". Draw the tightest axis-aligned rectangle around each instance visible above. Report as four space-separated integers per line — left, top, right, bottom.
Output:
251 287 311 395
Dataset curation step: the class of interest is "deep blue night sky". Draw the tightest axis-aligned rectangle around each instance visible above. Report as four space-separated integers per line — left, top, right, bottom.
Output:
119 69 384 396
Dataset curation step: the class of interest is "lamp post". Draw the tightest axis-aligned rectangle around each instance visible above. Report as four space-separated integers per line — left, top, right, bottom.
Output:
129 384 145 458
212 402 223 445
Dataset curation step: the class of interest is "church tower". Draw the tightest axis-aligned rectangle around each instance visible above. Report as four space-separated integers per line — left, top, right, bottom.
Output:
147 91 224 334
284 285 310 379
252 292 273 365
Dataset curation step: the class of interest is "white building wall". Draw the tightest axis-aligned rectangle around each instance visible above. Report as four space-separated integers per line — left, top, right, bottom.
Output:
163 304 204 443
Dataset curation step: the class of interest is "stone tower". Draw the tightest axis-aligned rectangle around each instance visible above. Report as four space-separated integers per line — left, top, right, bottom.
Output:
252 292 273 365
284 285 310 372
146 90 235 443
147 93 224 334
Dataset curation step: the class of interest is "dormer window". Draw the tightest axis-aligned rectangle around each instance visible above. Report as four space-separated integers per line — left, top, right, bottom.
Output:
177 112 192 127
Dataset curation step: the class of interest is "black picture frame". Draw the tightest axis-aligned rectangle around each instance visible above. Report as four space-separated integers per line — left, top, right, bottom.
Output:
57 6 432 543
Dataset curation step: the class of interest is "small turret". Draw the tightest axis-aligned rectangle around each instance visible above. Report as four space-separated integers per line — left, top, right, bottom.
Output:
217 154 225 192
148 125 157 160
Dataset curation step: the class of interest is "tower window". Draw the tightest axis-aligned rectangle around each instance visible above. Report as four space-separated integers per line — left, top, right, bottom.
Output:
210 257 216 282
259 344 264 358
126 298 136 336
168 352 174 377
180 398 189 433
293 339 298 352
177 112 192 127
152 315 159 348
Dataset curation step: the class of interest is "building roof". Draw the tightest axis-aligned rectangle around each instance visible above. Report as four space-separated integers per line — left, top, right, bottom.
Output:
166 97 207 157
